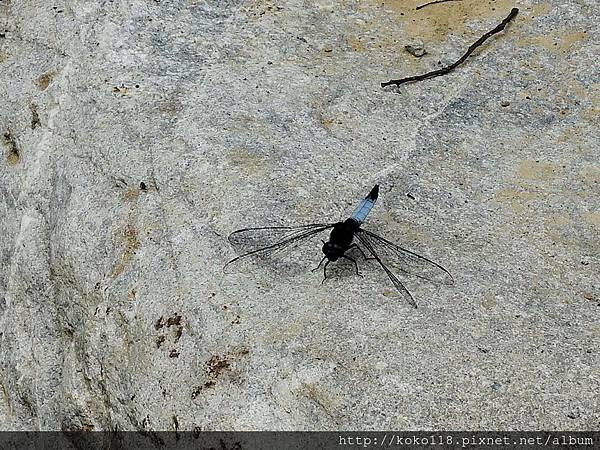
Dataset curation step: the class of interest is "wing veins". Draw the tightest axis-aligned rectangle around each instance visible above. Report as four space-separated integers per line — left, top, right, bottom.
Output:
355 232 417 308
358 229 454 285
228 223 333 240
225 223 334 269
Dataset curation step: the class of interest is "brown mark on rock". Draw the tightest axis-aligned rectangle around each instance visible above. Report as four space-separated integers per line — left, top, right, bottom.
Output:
155 313 184 351
3 130 19 165
111 224 139 277
30 103 41 129
37 70 57 90
191 348 249 397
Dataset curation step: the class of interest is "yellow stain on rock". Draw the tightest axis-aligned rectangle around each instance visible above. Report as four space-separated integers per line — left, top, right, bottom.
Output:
584 212 600 230
560 31 589 53
346 35 365 52
111 224 139 278
517 160 560 180
228 148 268 176
380 0 517 43
557 126 585 144
581 165 600 185
517 31 588 55
546 212 570 227
493 188 542 213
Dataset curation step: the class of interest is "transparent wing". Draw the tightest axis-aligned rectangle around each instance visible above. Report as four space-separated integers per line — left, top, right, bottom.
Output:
354 232 417 308
357 229 454 285
224 223 336 270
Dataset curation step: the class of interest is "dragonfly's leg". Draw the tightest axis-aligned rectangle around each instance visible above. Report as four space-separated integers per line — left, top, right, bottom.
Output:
348 243 375 261
342 255 363 277
312 255 327 272
321 260 330 284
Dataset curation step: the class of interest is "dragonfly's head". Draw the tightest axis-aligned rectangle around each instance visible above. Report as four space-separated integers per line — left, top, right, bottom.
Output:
322 241 344 261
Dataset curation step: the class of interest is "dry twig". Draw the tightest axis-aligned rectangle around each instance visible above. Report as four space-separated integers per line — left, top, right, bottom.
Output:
416 0 462 11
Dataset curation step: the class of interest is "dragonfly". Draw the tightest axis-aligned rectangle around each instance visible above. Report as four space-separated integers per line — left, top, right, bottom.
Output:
225 185 453 307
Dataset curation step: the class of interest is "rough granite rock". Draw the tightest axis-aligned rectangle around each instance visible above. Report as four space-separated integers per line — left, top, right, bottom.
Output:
0 0 599 431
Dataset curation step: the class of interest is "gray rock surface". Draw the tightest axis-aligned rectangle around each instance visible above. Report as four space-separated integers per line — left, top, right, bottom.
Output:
1 0 599 431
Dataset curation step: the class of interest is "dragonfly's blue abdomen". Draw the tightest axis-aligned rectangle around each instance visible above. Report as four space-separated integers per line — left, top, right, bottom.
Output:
350 185 379 224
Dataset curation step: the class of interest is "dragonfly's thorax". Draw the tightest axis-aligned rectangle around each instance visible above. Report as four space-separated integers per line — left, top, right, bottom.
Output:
322 219 358 261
